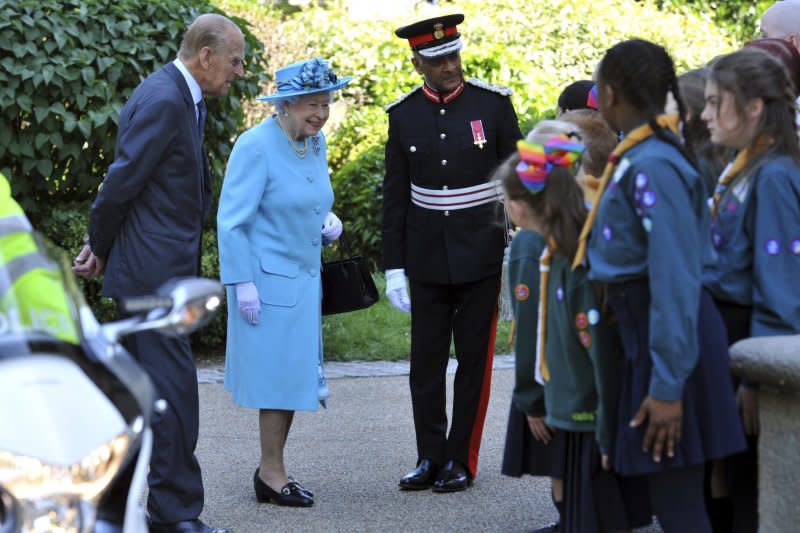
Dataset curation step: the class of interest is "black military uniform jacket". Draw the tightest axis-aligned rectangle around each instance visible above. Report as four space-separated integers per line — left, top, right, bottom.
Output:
382 78 522 284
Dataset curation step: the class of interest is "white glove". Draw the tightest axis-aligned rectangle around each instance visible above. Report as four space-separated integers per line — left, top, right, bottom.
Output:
321 212 343 242
385 269 411 313
235 281 260 325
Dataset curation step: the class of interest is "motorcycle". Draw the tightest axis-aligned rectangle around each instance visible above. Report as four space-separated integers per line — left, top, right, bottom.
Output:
0 236 222 533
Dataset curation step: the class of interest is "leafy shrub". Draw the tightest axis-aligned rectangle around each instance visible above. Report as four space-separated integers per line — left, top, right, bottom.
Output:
324 142 385 271
198 229 227 349
0 0 268 225
0 0 267 352
657 0 773 42
227 0 737 269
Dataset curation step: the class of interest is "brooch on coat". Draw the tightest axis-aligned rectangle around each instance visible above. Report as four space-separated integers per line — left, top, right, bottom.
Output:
311 135 321 156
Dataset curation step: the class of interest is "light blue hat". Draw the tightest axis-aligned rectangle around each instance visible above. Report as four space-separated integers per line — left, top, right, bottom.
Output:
257 58 352 102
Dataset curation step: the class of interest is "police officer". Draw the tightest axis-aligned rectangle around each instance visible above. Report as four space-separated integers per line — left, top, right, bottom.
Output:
0 172 78 345
382 13 522 492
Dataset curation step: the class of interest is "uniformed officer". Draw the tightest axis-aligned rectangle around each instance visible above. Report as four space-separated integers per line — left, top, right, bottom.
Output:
0 172 79 345
382 13 522 492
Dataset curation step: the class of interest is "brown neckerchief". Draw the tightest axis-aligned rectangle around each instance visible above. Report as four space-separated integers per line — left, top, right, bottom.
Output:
709 134 773 217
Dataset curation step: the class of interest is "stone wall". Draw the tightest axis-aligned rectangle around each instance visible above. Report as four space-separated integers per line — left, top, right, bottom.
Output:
729 335 800 533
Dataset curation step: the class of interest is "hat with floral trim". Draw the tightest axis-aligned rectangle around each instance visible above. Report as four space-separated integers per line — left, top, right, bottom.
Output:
257 58 352 102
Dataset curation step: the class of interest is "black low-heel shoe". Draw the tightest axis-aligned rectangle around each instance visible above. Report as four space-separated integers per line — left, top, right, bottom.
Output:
253 469 314 507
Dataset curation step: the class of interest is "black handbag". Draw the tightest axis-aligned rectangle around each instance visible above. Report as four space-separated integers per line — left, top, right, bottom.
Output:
321 232 379 315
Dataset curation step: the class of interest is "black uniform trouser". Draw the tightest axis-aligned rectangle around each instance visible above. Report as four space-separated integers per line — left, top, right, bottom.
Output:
123 331 204 524
408 275 499 479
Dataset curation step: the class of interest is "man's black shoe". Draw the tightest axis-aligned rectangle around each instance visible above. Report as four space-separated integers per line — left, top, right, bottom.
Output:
432 460 472 493
398 458 438 490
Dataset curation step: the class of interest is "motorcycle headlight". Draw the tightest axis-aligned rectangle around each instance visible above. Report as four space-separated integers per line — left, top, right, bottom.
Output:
0 432 130 533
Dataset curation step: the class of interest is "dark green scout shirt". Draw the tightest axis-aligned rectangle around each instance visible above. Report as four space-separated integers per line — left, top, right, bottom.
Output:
507 230 546 417
543 255 621 450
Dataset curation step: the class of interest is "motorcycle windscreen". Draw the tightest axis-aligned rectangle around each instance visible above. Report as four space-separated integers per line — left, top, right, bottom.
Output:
0 354 127 464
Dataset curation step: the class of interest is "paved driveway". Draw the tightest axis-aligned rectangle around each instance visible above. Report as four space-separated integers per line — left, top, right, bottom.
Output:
196 364 660 533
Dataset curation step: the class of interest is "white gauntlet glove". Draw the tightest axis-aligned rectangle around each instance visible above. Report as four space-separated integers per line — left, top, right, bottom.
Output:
321 212 343 242
235 281 260 325
385 268 411 313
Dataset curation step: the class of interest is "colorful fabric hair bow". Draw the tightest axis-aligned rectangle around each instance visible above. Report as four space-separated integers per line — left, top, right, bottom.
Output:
515 135 585 194
586 84 599 110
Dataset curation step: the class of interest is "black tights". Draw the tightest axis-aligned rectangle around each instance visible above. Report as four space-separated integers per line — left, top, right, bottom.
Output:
647 464 711 533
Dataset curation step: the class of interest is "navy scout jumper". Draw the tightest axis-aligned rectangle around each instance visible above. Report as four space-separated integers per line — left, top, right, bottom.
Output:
382 79 522 477
704 151 800 338
586 133 746 476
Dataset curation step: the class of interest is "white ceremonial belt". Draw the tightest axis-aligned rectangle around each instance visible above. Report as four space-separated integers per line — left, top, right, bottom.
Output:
410 181 503 211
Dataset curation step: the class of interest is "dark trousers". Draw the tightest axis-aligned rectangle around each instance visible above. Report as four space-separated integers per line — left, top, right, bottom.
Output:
123 331 204 524
408 275 499 478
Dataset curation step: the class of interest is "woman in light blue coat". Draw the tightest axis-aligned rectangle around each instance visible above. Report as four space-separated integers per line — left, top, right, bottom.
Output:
217 58 351 508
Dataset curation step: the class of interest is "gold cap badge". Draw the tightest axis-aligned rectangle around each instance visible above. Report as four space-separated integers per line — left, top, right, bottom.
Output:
433 23 444 40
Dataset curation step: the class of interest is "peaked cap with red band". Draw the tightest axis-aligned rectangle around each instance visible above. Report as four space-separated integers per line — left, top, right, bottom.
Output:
395 14 464 58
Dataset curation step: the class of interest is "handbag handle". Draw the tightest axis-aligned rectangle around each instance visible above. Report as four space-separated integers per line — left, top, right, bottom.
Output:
328 229 354 260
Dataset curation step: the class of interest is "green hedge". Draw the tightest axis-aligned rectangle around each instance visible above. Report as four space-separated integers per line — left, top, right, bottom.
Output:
0 0 268 342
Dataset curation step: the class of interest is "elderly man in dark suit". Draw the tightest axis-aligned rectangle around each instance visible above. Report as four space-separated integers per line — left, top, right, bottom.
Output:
73 13 244 533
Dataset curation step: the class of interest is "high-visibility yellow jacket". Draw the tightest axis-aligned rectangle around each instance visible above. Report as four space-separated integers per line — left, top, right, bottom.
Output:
0 172 78 343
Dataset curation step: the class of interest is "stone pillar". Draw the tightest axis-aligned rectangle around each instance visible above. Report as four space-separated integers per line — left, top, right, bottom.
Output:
729 335 800 533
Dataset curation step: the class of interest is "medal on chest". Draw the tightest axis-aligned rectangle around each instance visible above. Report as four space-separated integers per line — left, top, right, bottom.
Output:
470 119 486 149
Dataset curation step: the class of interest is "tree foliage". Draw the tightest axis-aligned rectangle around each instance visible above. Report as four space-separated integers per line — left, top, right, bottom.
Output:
656 0 774 42
235 0 738 275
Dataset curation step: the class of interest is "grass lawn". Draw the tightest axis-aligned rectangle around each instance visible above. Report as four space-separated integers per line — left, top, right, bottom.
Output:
322 276 514 361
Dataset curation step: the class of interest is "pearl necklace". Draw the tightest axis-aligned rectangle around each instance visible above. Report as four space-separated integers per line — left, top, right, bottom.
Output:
277 115 308 158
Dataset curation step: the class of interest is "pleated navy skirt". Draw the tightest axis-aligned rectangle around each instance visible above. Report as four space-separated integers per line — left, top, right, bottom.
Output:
607 280 746 476
501 399 566 479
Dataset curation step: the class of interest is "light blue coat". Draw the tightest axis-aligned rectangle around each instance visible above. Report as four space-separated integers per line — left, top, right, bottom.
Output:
217 116 333 410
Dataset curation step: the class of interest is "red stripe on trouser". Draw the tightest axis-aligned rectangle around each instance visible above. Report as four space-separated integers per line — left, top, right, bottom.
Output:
466 306 498 478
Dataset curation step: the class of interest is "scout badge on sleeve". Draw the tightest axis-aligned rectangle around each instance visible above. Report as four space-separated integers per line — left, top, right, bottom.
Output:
470 119 486 149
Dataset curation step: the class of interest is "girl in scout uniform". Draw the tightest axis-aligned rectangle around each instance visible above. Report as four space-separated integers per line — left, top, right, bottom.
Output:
700 47 800 532
578 39 746 532
501 112 619 533
496 128 650 533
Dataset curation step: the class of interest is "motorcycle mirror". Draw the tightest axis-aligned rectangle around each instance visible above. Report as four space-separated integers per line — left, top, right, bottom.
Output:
102 278 223 343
